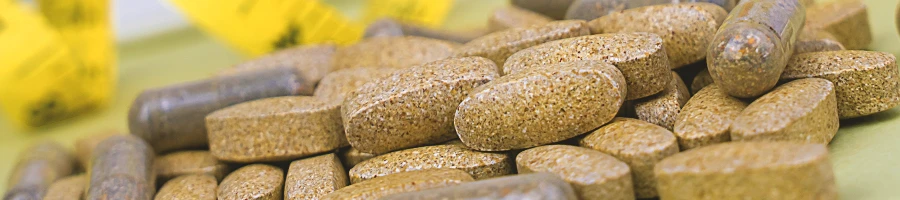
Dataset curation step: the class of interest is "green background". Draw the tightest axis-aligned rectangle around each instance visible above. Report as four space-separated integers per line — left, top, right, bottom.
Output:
2 0 899 199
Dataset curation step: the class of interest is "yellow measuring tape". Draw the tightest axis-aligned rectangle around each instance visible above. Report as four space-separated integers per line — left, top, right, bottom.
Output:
0 0 114 128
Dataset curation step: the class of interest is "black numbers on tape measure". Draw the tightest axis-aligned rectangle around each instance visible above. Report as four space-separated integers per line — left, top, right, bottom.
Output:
272 23 302 50
27 92 65 127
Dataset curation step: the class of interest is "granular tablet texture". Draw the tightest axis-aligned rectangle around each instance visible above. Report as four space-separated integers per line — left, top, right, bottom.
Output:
634 71 690 130
690 69 714 94
217 164 283 200
456 60 626 151
566 0 736 21
207 96 346 162
285 154 347 200
74 132 116 169
655 142 837 200
363 18 485 44
154 150 229 183
43 174 87 200
86 135 155 200
331 36 459 70
517 145 634 200
580 117 679 198
313 67 396 106
380 173 578 200
5 141 76 200
794 29 845 54
456 20 590 69
322 169 474 200
339 147 377 169
783 51 900 119
349 143 512 183
342 57 499 154
219 44 336 86
154 175 217 200
805 0 871 50
731 78 839 144
504 32 671 100
674 84 747 150
488 6 553 32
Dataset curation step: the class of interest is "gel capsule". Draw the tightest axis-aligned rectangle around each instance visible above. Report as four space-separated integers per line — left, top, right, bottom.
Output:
3 141 75 200
128 66 312 152
86 135 156 200
707 0 805 98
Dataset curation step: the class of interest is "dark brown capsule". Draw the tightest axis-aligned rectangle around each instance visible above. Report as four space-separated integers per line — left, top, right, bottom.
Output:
86 135 156 200
364 18 486 44
128 66 311 153
3 141 75 200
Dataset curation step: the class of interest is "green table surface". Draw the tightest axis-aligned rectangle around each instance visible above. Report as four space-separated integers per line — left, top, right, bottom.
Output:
2 0 899 199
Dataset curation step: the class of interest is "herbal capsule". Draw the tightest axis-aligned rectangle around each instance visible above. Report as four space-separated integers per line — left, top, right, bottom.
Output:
322 169 474 200
129 66 312 153
511 0 575 19
674 84 747 150
86 135 155 200
3 141 75 200
634 72 690 130
794 29 845 54
349 143 512 183
517 145 634 200
74 132 116 169
154 150 229 183
707 0 805 98
805 0 871 50
154 175 217 200
217 164 283 200
566 0 736 21
655 142 837 199
381 173 578 200
331 36 459 70
455 20 590 69
218 44 336 87
488 6 553 32
285 154 348 200
731 78 839 144
364 18 485 44
43 174 87 200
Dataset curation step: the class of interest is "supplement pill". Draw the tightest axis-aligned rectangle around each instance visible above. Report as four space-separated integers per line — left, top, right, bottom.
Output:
381 173 578 200
456 20 590 69
674 84 747 150
331 36 459 70
285 154 347 200
4 141 75 200
517 145 634 200
86 135 155 200
217 164 283 200
488 6 553 32
154 150 229 183
322 169 473 200
43 174 87 200
730 78 839 144
349 143 512 183
154 175 217 200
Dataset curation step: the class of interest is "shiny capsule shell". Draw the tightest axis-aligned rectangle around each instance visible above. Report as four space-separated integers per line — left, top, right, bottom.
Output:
218 44 336 86
634 72 691 130
285 154 348 200
129 66 311 153
674 84 747 150
349 143 513 183
154 175 217 200
706 0 805 98
731 78 839 144
342 57 499 154
456 60 626 151
516 145 635 200
322 169 474 200
217 164 284 200
206 96 346 162
588 3 727 69
86 135 155 200
330 36 459 70
456 20 590 69
381 173 578 200
805 0 871 50
43 174 87 200
488 6 553 32
655 142 837 200
4 141 76 200
783 51 900 118
566 0 736 20
794 29 846 54
154 150 229 183
503 32 671 100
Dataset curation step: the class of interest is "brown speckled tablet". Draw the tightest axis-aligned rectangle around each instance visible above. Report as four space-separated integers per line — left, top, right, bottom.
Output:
690 69 714 94
794 29 845 54
321 169 474 200
381 173 578 200
456 20 590 69
503 33 671 100
4 141 76 200
339 147 377 170
565 0 736 21
488 6 553 32
588 3 727 69
580 117 679 198
349 144 512 183
331 36 459 70
86 135 155 200
655 142 837 200
155 175 217 200
74 132 116 169
674 84 747 150
219 44 336 86
635 71 690 130
342 57 499 154
511 0 574 19
456 60 626 151
783 51 900 119
731 78 839 144
217 164 283 200
285 154 348 200
207 96 346 162
43 174 86 200
363 18 486 44
313 67 396 106
806 0 871 50
516 145 634 200
154 151 229 183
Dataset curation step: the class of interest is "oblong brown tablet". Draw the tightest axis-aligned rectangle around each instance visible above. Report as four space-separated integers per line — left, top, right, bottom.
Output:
805 0 871 50
342 57 499 154
517 145 634 200
588 3 727 69
488 6 553 32
285 154 348 200
321 169 474 200
674 84 747 150
565 0 736 20
456 20 590 69
217 164 284 200
207 96 346 162
511 0 574 19
43 174 86 200
783 51 900 118
349 144 512 183
4 141 76 200
74 132 116 169
634 71 690 130
219 44 336 86
794 29 845 54
690 68 714 94
339 147 377 169
456 60 626 151
155 175 217 200
580 117 679 198
655 142 837 199
381 173 578 200
503 32 671 100
731 78 839 144
331 36 459 70
86 135 155 200
313 67 396 106
154 150 229 183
